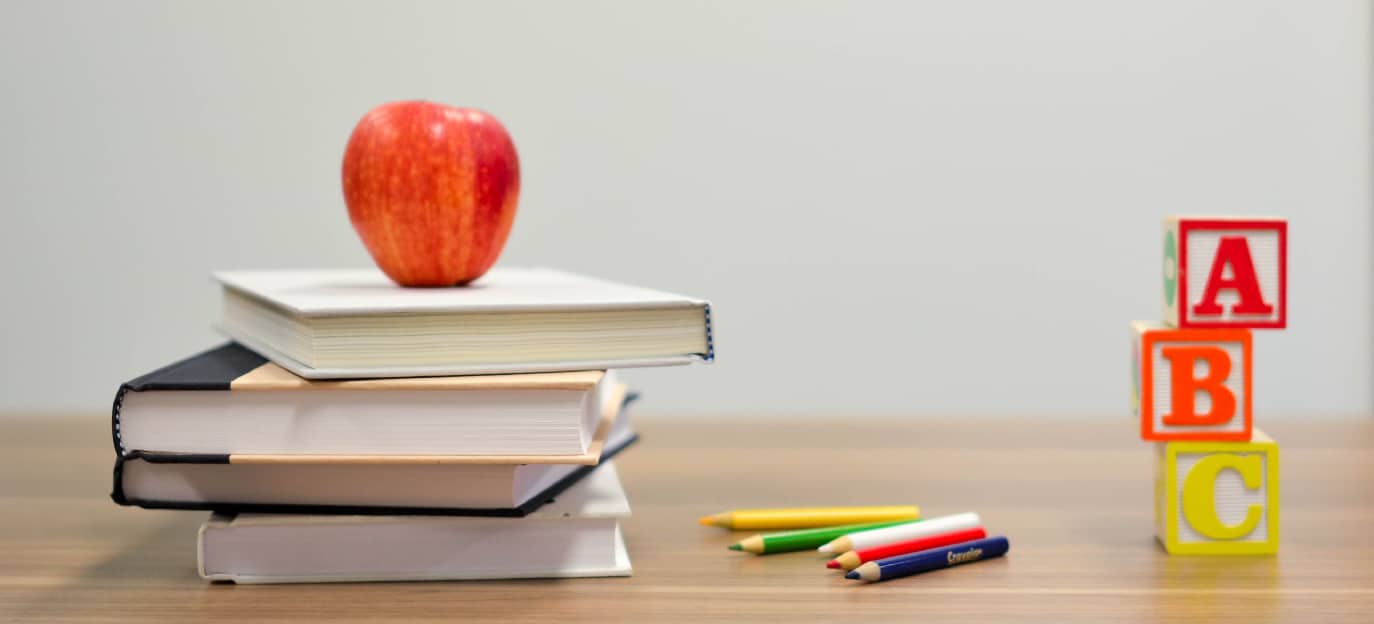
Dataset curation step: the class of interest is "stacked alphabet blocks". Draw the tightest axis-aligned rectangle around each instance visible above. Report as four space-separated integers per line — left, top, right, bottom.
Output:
1132 216 1287 555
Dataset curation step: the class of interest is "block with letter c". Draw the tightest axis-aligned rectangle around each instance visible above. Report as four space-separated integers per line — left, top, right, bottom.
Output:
1131 321 1252 441
1154 430 1279 554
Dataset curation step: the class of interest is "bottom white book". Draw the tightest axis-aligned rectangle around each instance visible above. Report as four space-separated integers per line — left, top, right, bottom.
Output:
198 462 632 584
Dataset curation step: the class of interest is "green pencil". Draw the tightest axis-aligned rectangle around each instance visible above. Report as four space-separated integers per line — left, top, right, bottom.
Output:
727 519 921 554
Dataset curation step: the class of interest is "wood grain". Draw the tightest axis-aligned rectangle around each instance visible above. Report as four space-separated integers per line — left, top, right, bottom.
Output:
2 415 1372 623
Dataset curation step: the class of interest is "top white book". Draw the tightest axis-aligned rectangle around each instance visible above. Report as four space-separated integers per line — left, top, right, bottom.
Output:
214 268 714 379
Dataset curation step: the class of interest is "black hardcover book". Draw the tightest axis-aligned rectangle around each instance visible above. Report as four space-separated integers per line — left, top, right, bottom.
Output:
110 343 639 517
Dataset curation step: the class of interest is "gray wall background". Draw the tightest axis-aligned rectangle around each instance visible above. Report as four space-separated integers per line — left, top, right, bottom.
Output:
2 0 1369 416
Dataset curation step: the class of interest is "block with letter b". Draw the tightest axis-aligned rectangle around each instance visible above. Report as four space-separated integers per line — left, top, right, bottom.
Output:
1131 321 1251 441
1162 216 1286 329
1154 430 1279 554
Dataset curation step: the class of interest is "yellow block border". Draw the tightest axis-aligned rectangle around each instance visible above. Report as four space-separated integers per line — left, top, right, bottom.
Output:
1159 432 1279 555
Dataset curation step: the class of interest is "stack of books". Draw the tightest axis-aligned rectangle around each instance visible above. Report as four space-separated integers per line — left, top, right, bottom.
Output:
109 267 713 583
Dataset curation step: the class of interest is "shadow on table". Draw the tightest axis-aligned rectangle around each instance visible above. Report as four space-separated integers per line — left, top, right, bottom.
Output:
11 511 632 622
10 514 203 621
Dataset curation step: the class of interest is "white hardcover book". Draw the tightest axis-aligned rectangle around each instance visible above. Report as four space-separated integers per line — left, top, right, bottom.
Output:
214 267 714 379
198 462 633 584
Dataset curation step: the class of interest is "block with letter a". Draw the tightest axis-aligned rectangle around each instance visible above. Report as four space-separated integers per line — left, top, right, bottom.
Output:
1154 429 1279 554
1131 321 1251 442
1162 216 1286 329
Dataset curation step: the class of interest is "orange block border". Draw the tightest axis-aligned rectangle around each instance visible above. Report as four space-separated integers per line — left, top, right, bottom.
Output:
1140 328 1253 441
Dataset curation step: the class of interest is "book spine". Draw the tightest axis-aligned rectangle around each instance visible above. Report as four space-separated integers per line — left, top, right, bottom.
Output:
703 303 716 361
111 384 131 456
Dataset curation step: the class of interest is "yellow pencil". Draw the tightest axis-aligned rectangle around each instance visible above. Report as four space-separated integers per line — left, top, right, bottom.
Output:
698 506 919 530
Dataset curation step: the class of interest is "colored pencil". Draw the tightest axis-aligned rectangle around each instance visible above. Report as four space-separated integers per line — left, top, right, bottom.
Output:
729 520 919 554
698 506 919 530
818 511 980 553
827 526 987 570
845 536 1010 582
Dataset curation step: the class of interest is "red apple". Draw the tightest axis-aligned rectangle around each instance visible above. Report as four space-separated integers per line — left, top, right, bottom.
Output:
342 101 520 287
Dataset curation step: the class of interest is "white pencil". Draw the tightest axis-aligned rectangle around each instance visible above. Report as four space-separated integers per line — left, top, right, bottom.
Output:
817 512 981 553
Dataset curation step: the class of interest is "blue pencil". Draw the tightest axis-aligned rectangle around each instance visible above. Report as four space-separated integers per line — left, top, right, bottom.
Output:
844 536 1009 582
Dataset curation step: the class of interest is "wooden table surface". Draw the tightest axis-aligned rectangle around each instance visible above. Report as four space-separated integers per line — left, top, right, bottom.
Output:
2 415 1372 623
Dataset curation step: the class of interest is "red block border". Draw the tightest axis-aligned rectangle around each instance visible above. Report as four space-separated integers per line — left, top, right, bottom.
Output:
1177 219 1287 329
1140 327 1253 442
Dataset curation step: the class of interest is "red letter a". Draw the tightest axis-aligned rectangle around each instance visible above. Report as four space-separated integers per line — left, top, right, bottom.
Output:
1192 236 1273 316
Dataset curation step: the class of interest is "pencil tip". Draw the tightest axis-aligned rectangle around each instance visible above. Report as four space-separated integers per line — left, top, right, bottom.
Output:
844 571 860 580
698 516 715 526
817 544 833 553
728 543 742 551
825 560 840 569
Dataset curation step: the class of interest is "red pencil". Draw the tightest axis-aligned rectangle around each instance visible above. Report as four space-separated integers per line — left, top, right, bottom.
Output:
826 526 988 571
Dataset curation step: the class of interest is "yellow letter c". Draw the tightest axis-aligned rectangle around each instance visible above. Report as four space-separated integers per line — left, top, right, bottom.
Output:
1182 454 1263 540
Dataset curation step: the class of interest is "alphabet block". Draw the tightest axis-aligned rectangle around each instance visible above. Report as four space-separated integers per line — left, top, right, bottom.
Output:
1154 429 1279 554
1131 321 1251 441
1162 216 1286 329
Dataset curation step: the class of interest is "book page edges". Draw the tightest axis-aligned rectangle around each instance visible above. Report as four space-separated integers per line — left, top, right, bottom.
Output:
224 383 626 466
201 527 632 584
221 327 701 380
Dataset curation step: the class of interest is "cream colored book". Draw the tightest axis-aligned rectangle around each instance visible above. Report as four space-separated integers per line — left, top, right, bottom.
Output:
198 462 633 584
214 267 714 379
